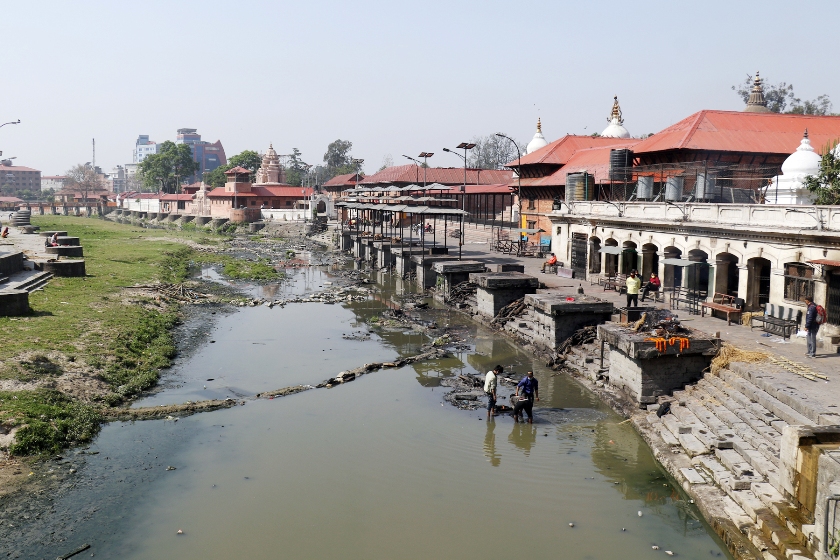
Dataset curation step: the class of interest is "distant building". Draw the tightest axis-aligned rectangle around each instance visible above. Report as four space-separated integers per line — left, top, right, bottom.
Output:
175 128 227 183
0 162 41 192
41 175 67 191
134 135 159 163
106 165 126 192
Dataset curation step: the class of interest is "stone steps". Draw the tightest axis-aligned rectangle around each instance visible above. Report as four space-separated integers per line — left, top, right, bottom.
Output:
644 372 818 558
5 271 53 293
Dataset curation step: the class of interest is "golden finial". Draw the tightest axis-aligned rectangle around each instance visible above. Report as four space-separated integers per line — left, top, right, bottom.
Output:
609 96 624 125
537 117 542 133
804 128 809 139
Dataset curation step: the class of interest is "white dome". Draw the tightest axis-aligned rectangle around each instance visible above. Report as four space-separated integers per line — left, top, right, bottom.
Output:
526 118 549 154
781 131 821 177
601 120 630 138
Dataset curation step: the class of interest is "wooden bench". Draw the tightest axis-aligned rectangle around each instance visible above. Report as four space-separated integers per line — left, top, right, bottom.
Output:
701 292 742 325
750 303 802 340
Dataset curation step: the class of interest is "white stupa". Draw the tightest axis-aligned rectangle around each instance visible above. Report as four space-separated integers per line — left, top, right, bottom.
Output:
766 130 821 205
526 118 549 154
601 96 631 138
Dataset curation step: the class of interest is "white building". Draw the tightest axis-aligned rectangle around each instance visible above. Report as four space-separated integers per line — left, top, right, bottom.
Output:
41 175 66 191
134 135 159 163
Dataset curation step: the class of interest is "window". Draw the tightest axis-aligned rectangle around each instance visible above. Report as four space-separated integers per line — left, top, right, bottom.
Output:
527 220 537 230
250 200 256 206
286 201 293 206
528 198 536 210
783 263 814 303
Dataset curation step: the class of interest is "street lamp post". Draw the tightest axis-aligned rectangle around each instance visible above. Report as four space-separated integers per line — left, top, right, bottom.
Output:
495 133 522 239
443 143 475 260
402 152 434 189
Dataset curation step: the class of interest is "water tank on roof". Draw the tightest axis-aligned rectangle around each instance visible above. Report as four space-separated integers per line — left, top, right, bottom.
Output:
636 176 654 200
696 172 716 201
609 149 634 182
665 176 684 202
566 172 593 202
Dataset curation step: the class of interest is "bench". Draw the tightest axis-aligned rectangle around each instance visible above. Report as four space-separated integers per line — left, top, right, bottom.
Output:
750 303 802 340
669 287 702 315
701 292 742 325
603 273 628 292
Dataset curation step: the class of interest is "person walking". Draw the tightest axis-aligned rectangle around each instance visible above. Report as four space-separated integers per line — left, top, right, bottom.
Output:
513 371 539 424
804 296 820 358
640 272 661 302
484 365 503 420
625 269 641 307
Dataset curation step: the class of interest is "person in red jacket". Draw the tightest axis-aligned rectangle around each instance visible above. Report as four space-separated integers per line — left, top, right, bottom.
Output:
541 253 557 273
640 272 661 302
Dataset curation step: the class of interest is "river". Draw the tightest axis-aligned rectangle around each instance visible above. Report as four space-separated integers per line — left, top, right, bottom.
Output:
7 263 732 559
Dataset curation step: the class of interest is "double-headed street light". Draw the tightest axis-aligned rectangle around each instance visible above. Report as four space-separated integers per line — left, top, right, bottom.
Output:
402 152 435 188
0 120 20 130
443 143 475 260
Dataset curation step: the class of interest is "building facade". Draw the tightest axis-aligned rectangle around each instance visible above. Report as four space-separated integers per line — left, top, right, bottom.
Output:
175 128 227 182
0 163 42 192
134 135 159 163
41 175 66 191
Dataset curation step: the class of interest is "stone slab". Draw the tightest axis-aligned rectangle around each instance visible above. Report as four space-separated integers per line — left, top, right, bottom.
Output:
469 271 538 289
431 260 485 274
678 433 709 457
680 467 707 484
525 293 613 316
598 323 721 359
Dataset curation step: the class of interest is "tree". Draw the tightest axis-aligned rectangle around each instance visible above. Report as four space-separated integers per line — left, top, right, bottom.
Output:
285 148 307 187
323 139 357 177
732 74 833 115
804 144 840 205
378 154 394 172
138 141 199 193
65 163 105 203
467 134 525 170
202 149 262 189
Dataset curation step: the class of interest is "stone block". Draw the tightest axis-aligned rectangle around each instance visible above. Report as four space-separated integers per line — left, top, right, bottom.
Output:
494 264 524 273
680 467 706 484
678 433 709 457
0 289 29 317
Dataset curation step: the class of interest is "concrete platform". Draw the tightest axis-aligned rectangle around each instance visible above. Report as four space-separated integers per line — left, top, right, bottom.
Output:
431 260 486 298
526 294 614 349
470 271 539 317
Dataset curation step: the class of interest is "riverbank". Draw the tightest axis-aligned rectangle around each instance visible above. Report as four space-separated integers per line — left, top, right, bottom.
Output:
0 216 331 497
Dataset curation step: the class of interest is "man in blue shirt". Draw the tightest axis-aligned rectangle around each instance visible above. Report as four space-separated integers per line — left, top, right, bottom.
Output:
513 371 540 424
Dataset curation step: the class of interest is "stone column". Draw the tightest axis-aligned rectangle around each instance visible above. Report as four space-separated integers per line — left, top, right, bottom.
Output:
736 264 750 303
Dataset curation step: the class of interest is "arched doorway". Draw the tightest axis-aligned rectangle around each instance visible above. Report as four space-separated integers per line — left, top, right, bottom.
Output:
687 249 710 296
746 257 771 311
641 243 659 280
317 200 327 214
621 241 638 274
663 246 682 291
714 252 739 297
589 237 602 275
604 239 619 275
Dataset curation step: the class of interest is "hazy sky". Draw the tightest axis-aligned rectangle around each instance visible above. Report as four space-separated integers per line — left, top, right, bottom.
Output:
2 0 838 175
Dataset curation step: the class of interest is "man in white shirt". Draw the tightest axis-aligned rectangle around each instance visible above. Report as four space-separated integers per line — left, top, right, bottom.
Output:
484 365 503 420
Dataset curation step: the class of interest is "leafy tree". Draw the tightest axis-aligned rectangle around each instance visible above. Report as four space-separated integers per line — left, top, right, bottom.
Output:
138 141 199 193
203 149 262 188
378 154 394 172
323 139 357 177
732 74 833 115
285 148 308 187
467 134 525 170
65 163 105 202
804 144 840 204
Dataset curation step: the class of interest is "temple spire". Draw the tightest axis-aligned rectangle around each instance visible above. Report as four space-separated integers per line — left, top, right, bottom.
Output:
536 117 542 133
744 71 771 113
608 95 624 125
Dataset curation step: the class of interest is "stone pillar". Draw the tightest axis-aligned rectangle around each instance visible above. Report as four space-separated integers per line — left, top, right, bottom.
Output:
714 258 730 295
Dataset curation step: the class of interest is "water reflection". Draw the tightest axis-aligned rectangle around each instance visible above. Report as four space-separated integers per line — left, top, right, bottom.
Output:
508 422 538 456
483 420 501 466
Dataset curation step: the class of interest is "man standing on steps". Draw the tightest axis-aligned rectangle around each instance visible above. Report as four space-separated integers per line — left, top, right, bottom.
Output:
484 365 502 420
513 371 539 424
626 269 641 308
804 296 819 358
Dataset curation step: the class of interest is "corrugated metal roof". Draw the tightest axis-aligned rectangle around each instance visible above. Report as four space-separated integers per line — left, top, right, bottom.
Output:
632 110 840 155
360 164 512 186
208 186 312 198
518 146 619 187
506 136 640 167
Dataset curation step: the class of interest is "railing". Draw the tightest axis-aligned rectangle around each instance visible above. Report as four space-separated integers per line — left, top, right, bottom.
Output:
553 202 840 233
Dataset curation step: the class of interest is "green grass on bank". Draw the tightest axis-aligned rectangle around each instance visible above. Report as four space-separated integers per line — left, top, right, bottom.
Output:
0 216 271 456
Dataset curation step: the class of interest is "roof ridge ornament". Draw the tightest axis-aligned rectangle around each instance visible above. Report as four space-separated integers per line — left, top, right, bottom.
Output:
537 117 542 133
608 96 624 125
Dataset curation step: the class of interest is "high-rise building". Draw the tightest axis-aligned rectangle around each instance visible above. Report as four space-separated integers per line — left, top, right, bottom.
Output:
134 135 159 163
175 128 227 183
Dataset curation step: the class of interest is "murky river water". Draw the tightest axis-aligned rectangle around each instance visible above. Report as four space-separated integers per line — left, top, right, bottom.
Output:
11 263 732 559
